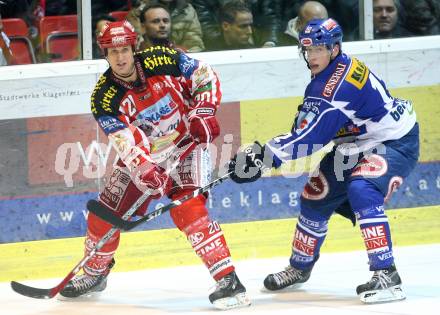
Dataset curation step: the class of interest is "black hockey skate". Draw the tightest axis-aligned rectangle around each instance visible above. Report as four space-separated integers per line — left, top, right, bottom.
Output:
209 271 251 310
356 264 406 304
59 259 115 298
264 265 311 291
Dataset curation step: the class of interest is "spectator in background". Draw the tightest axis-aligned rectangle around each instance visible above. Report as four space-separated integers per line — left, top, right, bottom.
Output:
281 0 359 42
206 1 255 51
280 0 301 33
92 14 116 59
192 0 282 49
373 0 408 39
127 0 204 52
283 1 328 45
139 4 172 50
401 0 440 36
0 13 13 65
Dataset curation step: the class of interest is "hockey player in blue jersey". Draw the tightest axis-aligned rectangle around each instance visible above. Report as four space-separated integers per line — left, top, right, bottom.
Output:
228 18 419 304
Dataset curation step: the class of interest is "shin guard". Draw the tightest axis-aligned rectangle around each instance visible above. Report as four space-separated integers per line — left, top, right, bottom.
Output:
290 213 328 270
356 205 394 270
84 165 145 276
349 179 394 270
83 212 120 276
170 193 234 280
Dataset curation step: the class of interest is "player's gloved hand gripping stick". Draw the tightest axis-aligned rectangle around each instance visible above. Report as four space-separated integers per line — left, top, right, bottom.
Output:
87 142 269 231
10 141 196 299
87 141 272 230
87 170 233 231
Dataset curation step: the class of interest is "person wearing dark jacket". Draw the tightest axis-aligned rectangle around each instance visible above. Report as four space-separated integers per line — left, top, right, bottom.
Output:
373 0 409 39
192 0 282 49
206 1 256 51
127 0 205 52
401 0 440 36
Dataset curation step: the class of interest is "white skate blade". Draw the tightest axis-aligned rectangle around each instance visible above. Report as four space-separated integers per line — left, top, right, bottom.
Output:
57 291 104 301
359 285 406 304
212 292 251 310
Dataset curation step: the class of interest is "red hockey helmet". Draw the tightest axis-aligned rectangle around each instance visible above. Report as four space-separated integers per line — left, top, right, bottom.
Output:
97 20 137 49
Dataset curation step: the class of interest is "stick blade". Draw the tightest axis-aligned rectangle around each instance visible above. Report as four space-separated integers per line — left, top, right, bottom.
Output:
11 281 56 299
87 200 128 229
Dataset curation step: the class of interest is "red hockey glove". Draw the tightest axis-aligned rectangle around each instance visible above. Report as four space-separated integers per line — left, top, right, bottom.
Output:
134 162 168 196
188 104 220 143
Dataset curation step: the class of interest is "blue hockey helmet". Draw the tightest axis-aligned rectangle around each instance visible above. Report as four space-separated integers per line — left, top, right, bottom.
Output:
299 18 343 49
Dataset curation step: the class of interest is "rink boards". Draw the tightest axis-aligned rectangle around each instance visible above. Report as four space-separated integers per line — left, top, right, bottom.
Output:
0 85 439 282
0 161 439 243
0 85 439 243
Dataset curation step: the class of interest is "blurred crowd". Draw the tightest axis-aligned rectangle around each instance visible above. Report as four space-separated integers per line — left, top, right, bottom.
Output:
1 0 440 65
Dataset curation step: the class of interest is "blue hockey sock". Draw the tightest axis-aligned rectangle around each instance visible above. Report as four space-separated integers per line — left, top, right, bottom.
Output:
290 213 328 270
348 179 394 270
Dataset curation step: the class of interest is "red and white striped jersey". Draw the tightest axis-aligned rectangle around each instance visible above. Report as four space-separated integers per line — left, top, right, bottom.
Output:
90 46 222 171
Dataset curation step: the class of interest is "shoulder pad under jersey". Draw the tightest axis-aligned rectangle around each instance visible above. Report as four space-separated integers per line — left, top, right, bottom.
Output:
90 71 125 116
136 45 181 77
343 57 370 90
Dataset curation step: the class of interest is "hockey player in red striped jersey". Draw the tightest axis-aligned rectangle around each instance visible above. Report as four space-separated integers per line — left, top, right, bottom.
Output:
59 20 250 310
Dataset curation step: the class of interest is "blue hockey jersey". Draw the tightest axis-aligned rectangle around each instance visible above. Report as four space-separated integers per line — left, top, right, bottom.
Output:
266 53 417 168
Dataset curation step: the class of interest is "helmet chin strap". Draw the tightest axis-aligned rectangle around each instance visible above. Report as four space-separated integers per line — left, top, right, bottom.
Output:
301 44 337 72
301 51 311 70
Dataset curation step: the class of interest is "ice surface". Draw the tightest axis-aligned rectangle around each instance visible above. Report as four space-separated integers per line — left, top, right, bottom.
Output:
2 244 439 315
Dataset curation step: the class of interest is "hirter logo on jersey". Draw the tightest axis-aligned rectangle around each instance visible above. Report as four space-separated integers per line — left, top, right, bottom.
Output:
361 225 389 252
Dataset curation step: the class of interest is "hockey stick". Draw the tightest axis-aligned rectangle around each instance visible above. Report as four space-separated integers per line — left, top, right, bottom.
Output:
87 171 232 231
10 226 122 299
10 141 196 299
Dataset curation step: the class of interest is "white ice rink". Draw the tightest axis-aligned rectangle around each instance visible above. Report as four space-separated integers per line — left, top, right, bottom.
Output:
1 244 439 315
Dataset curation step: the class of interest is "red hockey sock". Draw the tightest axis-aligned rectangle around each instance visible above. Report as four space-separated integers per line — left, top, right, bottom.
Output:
170 193 235 280
83 212 120 276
